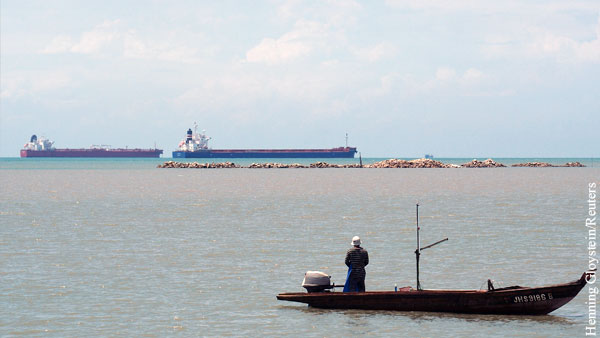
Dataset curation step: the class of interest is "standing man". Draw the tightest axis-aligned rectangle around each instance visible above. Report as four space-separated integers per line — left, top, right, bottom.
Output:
344 235 369 292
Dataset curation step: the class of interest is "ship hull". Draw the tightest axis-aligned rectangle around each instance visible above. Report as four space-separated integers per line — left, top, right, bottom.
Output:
172 148 357 158
20 149 163 158
277 272 591 315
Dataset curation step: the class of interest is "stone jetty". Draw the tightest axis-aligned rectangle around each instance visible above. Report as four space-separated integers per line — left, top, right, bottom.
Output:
512 162 555 167
310 162 363 168
157 158 585 169
365 158 458 168
157 161 239 168
512 161 586 167
461 159 506 168
248 162 307 168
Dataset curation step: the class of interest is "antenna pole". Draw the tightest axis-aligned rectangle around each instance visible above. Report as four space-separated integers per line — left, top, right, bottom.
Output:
413 204 447 291
416 203 421 290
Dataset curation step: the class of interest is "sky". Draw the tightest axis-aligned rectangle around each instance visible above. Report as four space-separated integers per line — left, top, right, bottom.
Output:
1 0 599 158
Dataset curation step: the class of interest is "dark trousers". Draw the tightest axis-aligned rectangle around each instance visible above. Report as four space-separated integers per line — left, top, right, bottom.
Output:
347 278 366 292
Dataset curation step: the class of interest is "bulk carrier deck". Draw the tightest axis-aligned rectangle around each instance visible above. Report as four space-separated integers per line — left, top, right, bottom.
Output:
20 135 163 158
172 125 357 158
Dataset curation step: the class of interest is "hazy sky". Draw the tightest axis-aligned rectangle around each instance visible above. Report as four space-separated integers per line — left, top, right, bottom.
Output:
1 0 599 157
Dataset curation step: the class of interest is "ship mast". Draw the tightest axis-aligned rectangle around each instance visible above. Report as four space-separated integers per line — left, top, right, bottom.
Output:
345 133 348 148
414 204 448 291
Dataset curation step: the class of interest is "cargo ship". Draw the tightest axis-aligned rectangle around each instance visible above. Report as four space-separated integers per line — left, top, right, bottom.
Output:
20 135 163 158
172 125 357 158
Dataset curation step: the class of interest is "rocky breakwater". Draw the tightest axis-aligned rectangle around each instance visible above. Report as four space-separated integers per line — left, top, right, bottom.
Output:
157 158 587 169
157 161 240 168
365 158 459 168
512 162 555 167
461 159 506 168
512 161 586 167
309 162 363 168
248 162 307 168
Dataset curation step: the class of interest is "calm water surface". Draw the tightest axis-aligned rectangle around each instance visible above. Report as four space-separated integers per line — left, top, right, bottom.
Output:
1 159 598 336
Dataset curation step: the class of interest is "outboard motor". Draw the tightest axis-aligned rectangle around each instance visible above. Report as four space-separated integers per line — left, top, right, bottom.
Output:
302 271 337 293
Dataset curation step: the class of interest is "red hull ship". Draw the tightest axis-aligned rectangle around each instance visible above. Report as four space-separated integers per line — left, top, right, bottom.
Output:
20 135 163 158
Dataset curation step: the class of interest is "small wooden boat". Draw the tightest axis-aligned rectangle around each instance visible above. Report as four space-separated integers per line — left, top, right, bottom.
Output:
277 271 591 315
278 204 592 315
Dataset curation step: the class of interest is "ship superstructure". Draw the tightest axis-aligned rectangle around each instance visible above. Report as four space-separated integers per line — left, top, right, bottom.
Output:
177 123 211 152
22 134 55 151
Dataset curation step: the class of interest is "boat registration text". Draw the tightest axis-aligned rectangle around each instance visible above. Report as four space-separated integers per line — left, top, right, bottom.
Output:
514 293 553 303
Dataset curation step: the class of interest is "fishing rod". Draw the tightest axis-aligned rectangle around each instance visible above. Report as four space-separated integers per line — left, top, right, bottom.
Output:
415 203 448 291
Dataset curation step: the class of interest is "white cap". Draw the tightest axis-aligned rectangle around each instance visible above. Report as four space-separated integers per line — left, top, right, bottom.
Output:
351 236 361 246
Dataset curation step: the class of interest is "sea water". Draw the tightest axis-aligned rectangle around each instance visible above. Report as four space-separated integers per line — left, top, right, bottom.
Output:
0 158 598 336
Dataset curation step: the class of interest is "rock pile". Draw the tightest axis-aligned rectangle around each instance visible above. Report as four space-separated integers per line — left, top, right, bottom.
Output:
512 162 555 167
157 161 239 168
157 158 586 169
157 161 363 169
511 161 586 167
461 159 506 168
365 158 457 168
309 162 363 168
248 162 306 168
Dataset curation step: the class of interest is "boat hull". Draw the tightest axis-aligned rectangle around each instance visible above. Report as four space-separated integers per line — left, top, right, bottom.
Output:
20 149 163 158
277 272 591 315
172 148 357 158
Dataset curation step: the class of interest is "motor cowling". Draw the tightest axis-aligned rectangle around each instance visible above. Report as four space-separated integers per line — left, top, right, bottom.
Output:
302 271 334 293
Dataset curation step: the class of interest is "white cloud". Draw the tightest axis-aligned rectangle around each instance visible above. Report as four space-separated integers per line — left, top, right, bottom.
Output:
246 37 312 64
386 0 600 64
485 20 600 64
41 20 121 55
357 73 396 100
353 42 397 62
175 67 344 109
435 67 456 82
275 0 361 25
70 20 120 54
41 20 205 63
41 36 74 54
478 8 600 64
528 22 600 63
247 0 363 65
175 75 269 108
461 68 483 83
123 31 203 64
1 71 72 99
366 67 491 98
246 20 325 64
385 0 479 11
385 0 598 13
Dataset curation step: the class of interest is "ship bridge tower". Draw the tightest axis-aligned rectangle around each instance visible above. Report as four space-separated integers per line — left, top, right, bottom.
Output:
186 128 193 144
